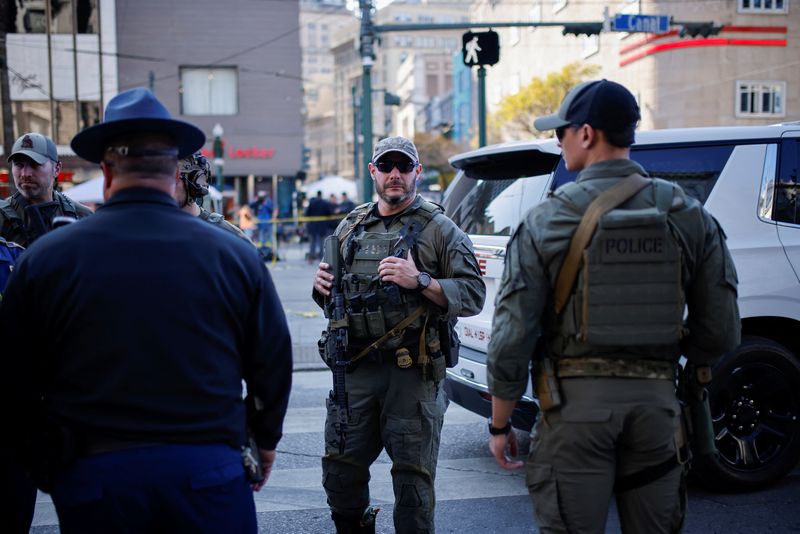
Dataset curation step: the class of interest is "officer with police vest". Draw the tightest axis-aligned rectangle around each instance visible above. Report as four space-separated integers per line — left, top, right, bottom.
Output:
175 150 251 241
313 136 485 533
2 132 92 246
486 80 740 533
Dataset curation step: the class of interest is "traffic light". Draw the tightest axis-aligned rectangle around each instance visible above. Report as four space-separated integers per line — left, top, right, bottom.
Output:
462 30 500 67
562 23 603 37
384 92 401 106
679 23 722 38
301 145 311 171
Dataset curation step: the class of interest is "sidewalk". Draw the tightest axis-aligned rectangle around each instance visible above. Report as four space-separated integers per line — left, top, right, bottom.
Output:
266 241 328 370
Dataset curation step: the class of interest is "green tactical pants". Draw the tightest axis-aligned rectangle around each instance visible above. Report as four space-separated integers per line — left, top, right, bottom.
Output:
526 378 687 534
322 358 448 534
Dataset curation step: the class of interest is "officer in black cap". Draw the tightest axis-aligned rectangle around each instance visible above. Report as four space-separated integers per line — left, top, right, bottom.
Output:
0 88 292 533
1 132 92 246
487 80 740 533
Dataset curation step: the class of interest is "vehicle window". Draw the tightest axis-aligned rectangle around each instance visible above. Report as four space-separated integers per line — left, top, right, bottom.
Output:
551 145 735 205
775 139 799 224
633 145 734 203
449 178 522 236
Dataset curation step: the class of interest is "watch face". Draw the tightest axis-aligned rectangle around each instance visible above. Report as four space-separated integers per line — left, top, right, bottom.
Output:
418 272 432 290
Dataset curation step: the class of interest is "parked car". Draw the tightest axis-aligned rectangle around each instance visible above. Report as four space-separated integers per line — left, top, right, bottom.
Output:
443 124 800 491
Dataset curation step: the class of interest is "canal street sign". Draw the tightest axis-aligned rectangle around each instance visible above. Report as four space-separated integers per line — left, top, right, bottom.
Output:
613 14 670 33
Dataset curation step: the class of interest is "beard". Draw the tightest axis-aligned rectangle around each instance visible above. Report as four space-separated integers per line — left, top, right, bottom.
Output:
376 178 416 206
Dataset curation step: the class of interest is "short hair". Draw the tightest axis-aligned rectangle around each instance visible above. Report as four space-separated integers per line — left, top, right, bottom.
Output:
602 123 637 149
103 133 178 177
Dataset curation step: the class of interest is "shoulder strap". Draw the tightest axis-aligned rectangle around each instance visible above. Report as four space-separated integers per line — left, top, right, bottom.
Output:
554 173 651 315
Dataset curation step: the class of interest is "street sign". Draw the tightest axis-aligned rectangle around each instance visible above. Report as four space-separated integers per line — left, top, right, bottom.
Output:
613 14 670 33
462 30 500 67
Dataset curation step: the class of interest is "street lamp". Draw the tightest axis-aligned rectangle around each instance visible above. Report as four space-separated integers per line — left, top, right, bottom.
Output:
212 123 225 196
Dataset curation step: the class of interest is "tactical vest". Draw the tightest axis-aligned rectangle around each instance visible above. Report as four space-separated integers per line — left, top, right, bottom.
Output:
339 201 442 352
554 179 685 356
0 192 82 246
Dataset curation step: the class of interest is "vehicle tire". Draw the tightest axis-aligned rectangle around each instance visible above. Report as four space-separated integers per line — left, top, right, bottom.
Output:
692 336 800 492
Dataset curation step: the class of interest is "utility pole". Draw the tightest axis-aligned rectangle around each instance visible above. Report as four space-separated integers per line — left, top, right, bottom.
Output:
0 0 17 193
351 85 360 184
359 0 375 202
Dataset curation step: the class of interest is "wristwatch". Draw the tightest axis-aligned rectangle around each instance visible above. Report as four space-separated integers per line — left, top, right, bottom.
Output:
416 271 432 292
488 417 512 436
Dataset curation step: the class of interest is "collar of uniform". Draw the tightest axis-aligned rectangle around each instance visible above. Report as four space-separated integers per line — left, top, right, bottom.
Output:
102 187 178 209
365 194 423 224
575 159 648 183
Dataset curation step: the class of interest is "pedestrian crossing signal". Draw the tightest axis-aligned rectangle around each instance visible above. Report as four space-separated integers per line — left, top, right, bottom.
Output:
462 30 499 67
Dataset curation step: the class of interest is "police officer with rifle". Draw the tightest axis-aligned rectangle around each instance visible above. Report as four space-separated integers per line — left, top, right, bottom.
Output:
313 136 485 534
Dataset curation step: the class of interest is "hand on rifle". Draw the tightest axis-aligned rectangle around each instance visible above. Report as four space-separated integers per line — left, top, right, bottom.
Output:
314 262 333 296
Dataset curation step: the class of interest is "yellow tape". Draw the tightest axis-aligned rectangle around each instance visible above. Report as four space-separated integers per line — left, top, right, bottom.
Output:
251 214 345 224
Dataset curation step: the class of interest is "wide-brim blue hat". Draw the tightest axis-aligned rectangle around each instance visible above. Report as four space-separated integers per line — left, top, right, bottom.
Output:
71 87 206 163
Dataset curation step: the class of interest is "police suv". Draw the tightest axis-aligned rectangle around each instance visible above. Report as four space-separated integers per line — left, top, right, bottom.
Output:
443 124 800 491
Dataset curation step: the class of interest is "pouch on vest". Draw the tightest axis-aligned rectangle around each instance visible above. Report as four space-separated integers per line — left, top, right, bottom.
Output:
577 205 684 345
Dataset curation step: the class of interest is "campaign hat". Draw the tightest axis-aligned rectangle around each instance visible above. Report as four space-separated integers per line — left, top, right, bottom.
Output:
71 87 206 163
8 133 58 164
372 136 419 163
534 79 640 133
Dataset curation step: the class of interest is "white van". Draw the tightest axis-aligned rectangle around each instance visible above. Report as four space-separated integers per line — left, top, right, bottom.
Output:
443 124 800 491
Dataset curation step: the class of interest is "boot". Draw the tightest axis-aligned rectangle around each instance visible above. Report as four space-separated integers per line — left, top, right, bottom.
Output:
331 506 379 534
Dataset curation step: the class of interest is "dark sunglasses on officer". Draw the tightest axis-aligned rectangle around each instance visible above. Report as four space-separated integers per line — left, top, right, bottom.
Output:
374 156 417 174
555 124 584 142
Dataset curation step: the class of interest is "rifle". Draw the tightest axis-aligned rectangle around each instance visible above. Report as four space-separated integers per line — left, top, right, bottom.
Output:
323 235 351 454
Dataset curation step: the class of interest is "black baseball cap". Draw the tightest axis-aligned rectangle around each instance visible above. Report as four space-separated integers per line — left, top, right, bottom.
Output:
534 79 640 133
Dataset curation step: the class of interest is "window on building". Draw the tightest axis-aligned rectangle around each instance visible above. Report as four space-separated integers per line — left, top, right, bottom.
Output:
180 67 238 116
5 0 99 34
739 0 787 14
426 74 439 96
736 81 786 117
552 0 567 14
10 100 101 145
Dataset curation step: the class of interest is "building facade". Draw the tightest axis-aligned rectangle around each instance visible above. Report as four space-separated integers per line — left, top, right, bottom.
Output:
470 0 799 136
300 0 353 182
2 0 304 214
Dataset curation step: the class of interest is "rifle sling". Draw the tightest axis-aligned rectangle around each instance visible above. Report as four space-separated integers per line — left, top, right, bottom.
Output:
553 173 651 315
349 306 426 365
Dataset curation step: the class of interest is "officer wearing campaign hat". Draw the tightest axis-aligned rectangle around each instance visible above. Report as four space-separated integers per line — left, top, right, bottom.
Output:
312 135 485 533
1 132 92 246
486 80 740 532
0 88 292 533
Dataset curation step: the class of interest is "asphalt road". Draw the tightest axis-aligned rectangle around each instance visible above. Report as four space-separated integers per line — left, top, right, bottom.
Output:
28 246 800 532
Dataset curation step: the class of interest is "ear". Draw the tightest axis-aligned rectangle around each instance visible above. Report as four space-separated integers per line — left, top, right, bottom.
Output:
580 125 596 149
53 160 62 178
367 162 377 180
100 162 114 202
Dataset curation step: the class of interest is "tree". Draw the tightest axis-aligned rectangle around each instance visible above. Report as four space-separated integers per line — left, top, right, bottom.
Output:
413 131 466 190
489 62 600 142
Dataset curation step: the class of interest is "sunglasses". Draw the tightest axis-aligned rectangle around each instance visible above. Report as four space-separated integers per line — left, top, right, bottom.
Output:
375 159 417 173
555 124 579 142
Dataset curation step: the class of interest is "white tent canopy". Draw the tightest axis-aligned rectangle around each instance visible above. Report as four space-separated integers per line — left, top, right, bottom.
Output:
63 176 103 204
63 177 223 205
302 175 357 200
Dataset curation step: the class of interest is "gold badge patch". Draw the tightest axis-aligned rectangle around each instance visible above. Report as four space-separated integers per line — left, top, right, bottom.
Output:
396 348 413 369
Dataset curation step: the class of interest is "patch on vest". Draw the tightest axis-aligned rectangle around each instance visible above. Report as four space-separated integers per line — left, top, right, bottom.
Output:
577 207 684 346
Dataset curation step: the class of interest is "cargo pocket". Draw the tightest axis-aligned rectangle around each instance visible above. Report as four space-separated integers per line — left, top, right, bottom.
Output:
526 464 568 532
384 415 423 466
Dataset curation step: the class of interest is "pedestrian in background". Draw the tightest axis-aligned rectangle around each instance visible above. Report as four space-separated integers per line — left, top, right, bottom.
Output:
1 132 92 246
305 190 331 262
487 80 740 533
252 190 274 251
0 88 292 533
336 191 356 215
175 151 250 242
313 136 485 533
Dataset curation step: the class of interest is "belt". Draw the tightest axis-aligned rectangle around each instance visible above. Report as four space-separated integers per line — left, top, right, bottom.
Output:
82 434 163 456
557 357 677 380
